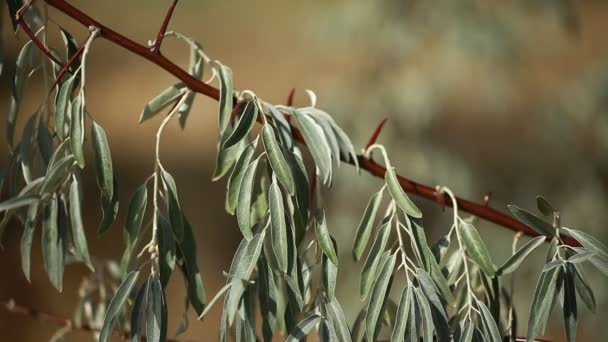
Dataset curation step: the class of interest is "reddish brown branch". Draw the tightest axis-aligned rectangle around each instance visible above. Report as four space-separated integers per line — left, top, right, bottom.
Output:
1 299 197 342
17 16 63 66
49 36 87 90
151 0 179 54
365 117 389 150
40 0 580 247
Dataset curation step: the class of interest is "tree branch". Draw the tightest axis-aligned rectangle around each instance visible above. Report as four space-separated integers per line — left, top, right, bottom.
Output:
150 0 179 54
40 0 579 247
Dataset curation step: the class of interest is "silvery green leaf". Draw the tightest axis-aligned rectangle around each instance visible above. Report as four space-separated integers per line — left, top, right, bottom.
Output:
178 217 206 315
365 253 396 342
69 175 92 269
458 321 475 342
40 154 75 194
263 124 295 195
223 101 258 149
360 222 390 299
225 230 266 324
309 112 341 167
178 43 203 128
416 269 448 321
257 259 278 341
311 109 359 168
322 237 338 301
130 280 149 342
293 109 332 184
198 282 231 320
567 249 595 264
264 102 293 149
284 149 310 235
543 260 563 273
477 301 501 342
59 28 80 73
508 205 555 237
587 253 608 276
315 209 338 265
236 156 261 240
536 196 556 216
461 220 495 277
391 286 413 342
37 116 54 165
20 114 37 183
217 62 233 134
563 266 578 342
409 218 432 272
496 236 545 275
125 185 147 250
161 170 184 242
97 175 119 234
7 40 35 147
70 95 85 168
139 83 184 123
99 269 140 342
146 275 166 342
91 122 114 200
414 287 434 342
527 265 561 341
326 298 352 342
55 75 76 140
285 314 321 342
547 237 559 262
431 234 450 263
321 317 338 342
213 124 247 181
269 176 288 273
21 202 39 281
353 187 384 261
572 264 596 313
0 194 39 212
385 167 422 218
562 227 608 258
157 215 176 287
42 194 63 291
226 139 256 215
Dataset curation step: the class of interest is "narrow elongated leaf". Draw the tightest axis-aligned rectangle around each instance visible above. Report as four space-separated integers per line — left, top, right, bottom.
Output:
130 280 149 342
496 236 545 275
178 43 204 128
125 185 148 249
212 124 247 181
527 266 561 341
0 195 39 212
385 167 422 218
315 209 338 265
226 140 256 215
264 102 293 149
70 95 85 168
567 249 595 264
139 83 184 123
353 187 384 261
178 217 206 315
563 266 578 342
37 117 54 165
587 253 608 276
478 301 501 342
146 275 166 342
98 176 119 234
225 230 266 324
572 264 596 313
508 205 555 237
366 254 396 342
312 109 359 168
309 112 341 166
285 314 322 342
536 196 556 216
293 110 332 184
263 124 295 195
161 170 184 242
461 221 495 277
40 154 75 194
217 63 233 134
391 286 413 342
361 222 391 299
55 75 76 141
414 287 434 342
99 269 140 342
21 203 39 281
20 114 37 183
223 101 258 149
69 176 92 269
416 269 448 321
326 298 352 342
42 194 63 291
60 28 80 74
7 41 35 147
157 215 176 287
562 227 608 257
322 248 338 301
269 178 288 273
236 156 261 240
91 122 114 200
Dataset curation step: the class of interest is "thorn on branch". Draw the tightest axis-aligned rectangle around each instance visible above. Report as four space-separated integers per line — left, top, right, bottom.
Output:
483 191 493 207
365 117 388 151
151 0 179 54
287 88 295 106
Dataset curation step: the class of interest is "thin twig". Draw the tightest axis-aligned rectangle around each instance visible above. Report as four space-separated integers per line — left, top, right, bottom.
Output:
150 0 179 53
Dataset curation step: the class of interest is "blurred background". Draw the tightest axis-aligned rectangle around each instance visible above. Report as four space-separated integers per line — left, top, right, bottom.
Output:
1 0 608 341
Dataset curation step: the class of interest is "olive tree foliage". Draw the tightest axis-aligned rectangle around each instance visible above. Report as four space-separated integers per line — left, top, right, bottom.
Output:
1 2 607 342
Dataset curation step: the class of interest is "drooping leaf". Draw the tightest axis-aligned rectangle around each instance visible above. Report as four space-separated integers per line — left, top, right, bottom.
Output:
0 195 39 212
124 185 148 251
223 101 258 149
360 221 391 299
385 167 422 218
157 215 176 287
285 314 322 342
365 253 396 342
414 287 435 342
55 75 76 141
130 280 149 342
562 227 608 258
161 170 184 242
37 116 54 165
59 28 80 74
416 269 448 321
264 102 293 149
178 42 204 128
139 83 184 123
70 95 85 168
563 265 578 342
97 175 119 234
21 202 39 281
20 114 37 183
293 109 332 184
42 194 63 291
508 205 556 237
353 187 384 261
217 62 233 134
236 156 261 240
69 175 92 269
461 220 495 277
225 139 257 215
496 236 545 275
391 286 413 342
536 196 557 216
7 40 35 147
326 298 352 342
146 275 166 342
312 109 359 168
315 209 339 266
40 154 75 194
91 122 114 200
322 236 338 301
178 216 206 315
269 177 288 273
99 269 140 342
263 124 295 195
527 265 561 341
478 301 501 342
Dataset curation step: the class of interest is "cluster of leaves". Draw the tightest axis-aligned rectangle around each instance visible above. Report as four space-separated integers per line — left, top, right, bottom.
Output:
1 2 608 342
